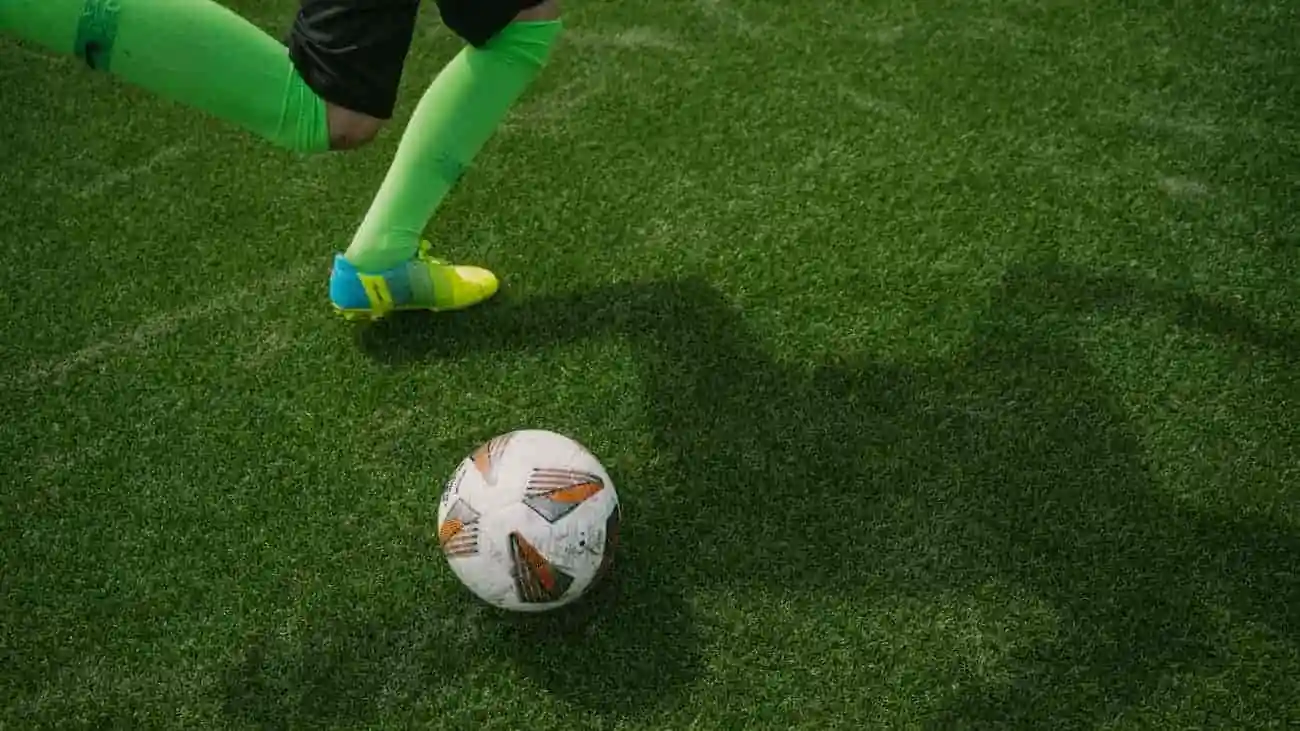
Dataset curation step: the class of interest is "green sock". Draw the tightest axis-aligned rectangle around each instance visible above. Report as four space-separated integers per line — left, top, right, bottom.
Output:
343 20 564 273
0 0 329 152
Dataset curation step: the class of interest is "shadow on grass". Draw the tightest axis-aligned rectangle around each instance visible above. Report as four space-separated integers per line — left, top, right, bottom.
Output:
224 261 1299 727
222 600 454 729
220 547 696 728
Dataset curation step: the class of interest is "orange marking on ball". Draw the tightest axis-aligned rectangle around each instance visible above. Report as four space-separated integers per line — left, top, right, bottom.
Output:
438 519 463 544
549 481 603 503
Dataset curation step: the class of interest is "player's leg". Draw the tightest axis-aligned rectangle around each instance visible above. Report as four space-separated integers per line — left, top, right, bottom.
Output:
327 0 565 319
286 0 427 150
0 0 382 152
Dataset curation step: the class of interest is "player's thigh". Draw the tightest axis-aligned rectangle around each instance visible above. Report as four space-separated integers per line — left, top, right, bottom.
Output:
434 0 559 47
287 0 422 149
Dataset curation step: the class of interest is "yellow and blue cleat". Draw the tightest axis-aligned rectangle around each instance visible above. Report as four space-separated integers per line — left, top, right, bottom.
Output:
329 241 499 321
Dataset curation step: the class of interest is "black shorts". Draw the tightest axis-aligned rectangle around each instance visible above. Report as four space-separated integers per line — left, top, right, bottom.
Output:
287 0 547 120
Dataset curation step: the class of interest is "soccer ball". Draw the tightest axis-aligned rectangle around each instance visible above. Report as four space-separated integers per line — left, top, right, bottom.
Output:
436 429 621 612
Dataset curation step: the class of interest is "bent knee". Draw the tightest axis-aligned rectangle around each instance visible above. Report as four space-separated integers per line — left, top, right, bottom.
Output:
516 0 560 21
326 104 384 150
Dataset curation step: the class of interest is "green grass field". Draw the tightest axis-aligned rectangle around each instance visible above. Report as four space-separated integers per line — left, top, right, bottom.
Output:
3 0 1299 727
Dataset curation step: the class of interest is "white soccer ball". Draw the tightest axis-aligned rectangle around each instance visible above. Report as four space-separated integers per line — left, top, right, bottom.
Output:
436 429 621 612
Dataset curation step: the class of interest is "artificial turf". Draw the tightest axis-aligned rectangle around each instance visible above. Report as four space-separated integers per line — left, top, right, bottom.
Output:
2 0 1298 728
